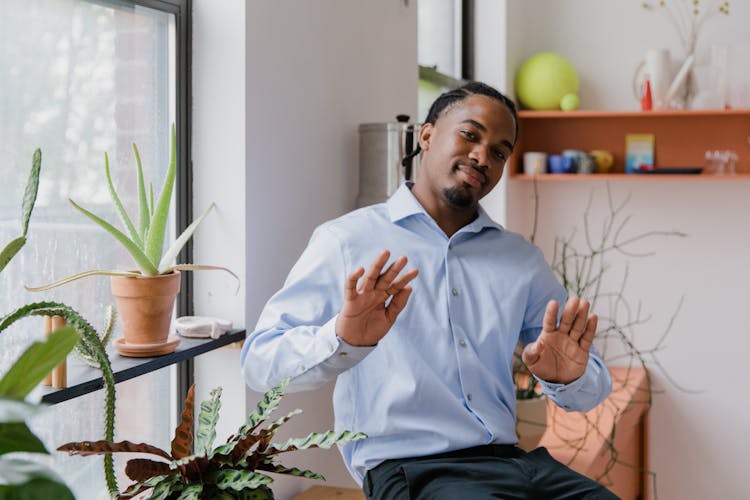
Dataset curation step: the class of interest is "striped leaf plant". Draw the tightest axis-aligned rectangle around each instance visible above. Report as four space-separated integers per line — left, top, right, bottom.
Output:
58 378 367 499
26 125 237 292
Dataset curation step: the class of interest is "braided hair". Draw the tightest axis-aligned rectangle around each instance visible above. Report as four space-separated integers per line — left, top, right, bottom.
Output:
402 81 518 167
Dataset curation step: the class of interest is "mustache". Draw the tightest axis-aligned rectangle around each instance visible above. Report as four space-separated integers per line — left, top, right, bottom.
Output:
455 161 488 185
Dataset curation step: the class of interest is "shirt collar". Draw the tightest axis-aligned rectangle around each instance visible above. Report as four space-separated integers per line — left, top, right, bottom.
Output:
386 182 503 233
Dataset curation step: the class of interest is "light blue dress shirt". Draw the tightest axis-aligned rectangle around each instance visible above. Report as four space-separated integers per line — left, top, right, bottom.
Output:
241 183 612 485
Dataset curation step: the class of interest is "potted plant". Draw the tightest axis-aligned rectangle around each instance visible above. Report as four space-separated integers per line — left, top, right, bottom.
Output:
1 149 122 496
26 126 237 356
58 378 366 499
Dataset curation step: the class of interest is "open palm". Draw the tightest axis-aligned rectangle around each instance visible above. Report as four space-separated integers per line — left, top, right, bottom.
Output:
336 250 419 347
522 297 598 384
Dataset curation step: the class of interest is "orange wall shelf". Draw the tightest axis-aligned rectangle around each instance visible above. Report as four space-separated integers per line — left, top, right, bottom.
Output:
508 109 750 179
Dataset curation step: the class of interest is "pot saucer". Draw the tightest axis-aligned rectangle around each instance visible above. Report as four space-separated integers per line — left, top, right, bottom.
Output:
115 335 180 357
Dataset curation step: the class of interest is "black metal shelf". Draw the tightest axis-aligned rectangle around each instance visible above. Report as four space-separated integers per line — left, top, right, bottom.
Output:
40 329 246 405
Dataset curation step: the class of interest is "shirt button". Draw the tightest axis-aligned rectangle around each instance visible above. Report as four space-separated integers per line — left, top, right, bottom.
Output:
459 339 467 348
299 365 305 372
558 387 566 393
339 351 348 357
467 393 473 401
451 288 459 296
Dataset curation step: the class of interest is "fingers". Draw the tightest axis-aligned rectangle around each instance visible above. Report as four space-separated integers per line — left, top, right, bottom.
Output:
385 286 413 324
578 314 598 351
542 300 559 332
374 256 408 292
521 339 544 367
344 267 365 301
386 267 419 295
556 296 580 334
360 250 391 292
568 300 591 342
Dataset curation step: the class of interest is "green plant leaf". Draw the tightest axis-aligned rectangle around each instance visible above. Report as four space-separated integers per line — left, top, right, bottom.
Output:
196 387 222 457
24 269 142 292
133 143 151 242
157 203 214 273
0 458 74 499
266 430 367 454
175 484 203 500
104 151 143 249
207 469 273 492
120 474 172 499
257 459 325 480
144 124 176 265
0 236 26 275
0 477 74 500
0 327 79 399
0 422 47 455
21 148 41 238
145 474 182 500
166 264 240 293
69 198 159 275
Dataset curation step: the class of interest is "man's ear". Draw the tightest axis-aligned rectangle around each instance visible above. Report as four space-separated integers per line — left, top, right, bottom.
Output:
418 123 433 151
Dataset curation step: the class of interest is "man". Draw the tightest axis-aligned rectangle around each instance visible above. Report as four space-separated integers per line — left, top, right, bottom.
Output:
241 82 615 499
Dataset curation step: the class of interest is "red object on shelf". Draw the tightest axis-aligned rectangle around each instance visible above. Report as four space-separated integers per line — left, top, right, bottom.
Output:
641 79 653 111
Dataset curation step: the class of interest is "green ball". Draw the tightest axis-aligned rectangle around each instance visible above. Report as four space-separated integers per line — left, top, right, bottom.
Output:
515 53 580 110
560 93 580 111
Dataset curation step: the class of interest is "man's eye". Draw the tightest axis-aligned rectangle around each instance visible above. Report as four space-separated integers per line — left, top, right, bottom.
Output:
460 130 476 140
493 149 506 161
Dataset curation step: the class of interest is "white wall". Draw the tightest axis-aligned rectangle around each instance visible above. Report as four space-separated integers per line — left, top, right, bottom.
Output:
504 2 750 498
192 0 247 453
244 1 417 498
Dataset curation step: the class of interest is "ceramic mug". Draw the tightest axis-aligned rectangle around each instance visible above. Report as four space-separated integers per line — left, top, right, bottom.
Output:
589 150 614 173
523 151 547 175
548 155 574 174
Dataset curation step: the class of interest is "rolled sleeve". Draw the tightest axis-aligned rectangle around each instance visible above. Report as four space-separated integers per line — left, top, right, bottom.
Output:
535 350 612 413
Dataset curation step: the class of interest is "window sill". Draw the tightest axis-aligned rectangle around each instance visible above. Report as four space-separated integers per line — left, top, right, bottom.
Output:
40 329 246 405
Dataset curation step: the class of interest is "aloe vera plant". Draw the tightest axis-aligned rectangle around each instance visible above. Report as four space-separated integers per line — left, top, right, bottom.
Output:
58 379 367 499
27 125 237 292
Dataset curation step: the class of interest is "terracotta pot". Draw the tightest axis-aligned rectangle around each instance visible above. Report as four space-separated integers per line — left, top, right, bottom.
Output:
110 271 181 344
516 395 548 452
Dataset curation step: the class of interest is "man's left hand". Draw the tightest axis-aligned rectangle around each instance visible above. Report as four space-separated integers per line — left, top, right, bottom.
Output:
521 297 598 385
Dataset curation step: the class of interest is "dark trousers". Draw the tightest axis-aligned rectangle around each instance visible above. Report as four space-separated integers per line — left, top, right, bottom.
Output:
363 445 620 500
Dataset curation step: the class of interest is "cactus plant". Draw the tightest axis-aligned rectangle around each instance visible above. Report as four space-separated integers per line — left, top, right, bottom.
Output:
59 379 367 499
0 149 120 496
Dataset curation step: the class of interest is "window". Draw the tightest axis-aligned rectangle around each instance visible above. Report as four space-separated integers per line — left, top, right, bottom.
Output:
0 0 189 497
417 0 472 119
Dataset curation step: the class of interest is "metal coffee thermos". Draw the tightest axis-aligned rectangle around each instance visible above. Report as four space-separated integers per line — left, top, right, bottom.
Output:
357 114 421 207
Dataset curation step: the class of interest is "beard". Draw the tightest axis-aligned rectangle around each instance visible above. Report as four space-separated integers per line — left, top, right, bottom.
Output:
442 184 475 208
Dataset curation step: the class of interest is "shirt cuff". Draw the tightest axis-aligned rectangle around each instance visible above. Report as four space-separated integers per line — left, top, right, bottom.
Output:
315 315 375 372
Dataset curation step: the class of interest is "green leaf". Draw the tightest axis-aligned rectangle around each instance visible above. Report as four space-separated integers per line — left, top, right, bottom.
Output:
157 203 214 273
0 422 47 455
0 477 74 500
0 458 74 499
24 269 141 292
266 430 367 454
133 143 151 242
145 474 182 500
207 469 273 492
144 124 176 265
69 198 158 275
120 474 172 499
176 484 203 500
104 151 143 249
0 327 79 399
258 459 324 480
21 148 41 238
0 236 26 275
195 387 222 456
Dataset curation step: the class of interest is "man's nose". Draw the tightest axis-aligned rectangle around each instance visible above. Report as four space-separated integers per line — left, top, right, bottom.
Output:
468 144 488 167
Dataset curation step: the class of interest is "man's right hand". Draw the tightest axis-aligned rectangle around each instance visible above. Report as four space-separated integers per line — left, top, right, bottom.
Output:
335 249 419 347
